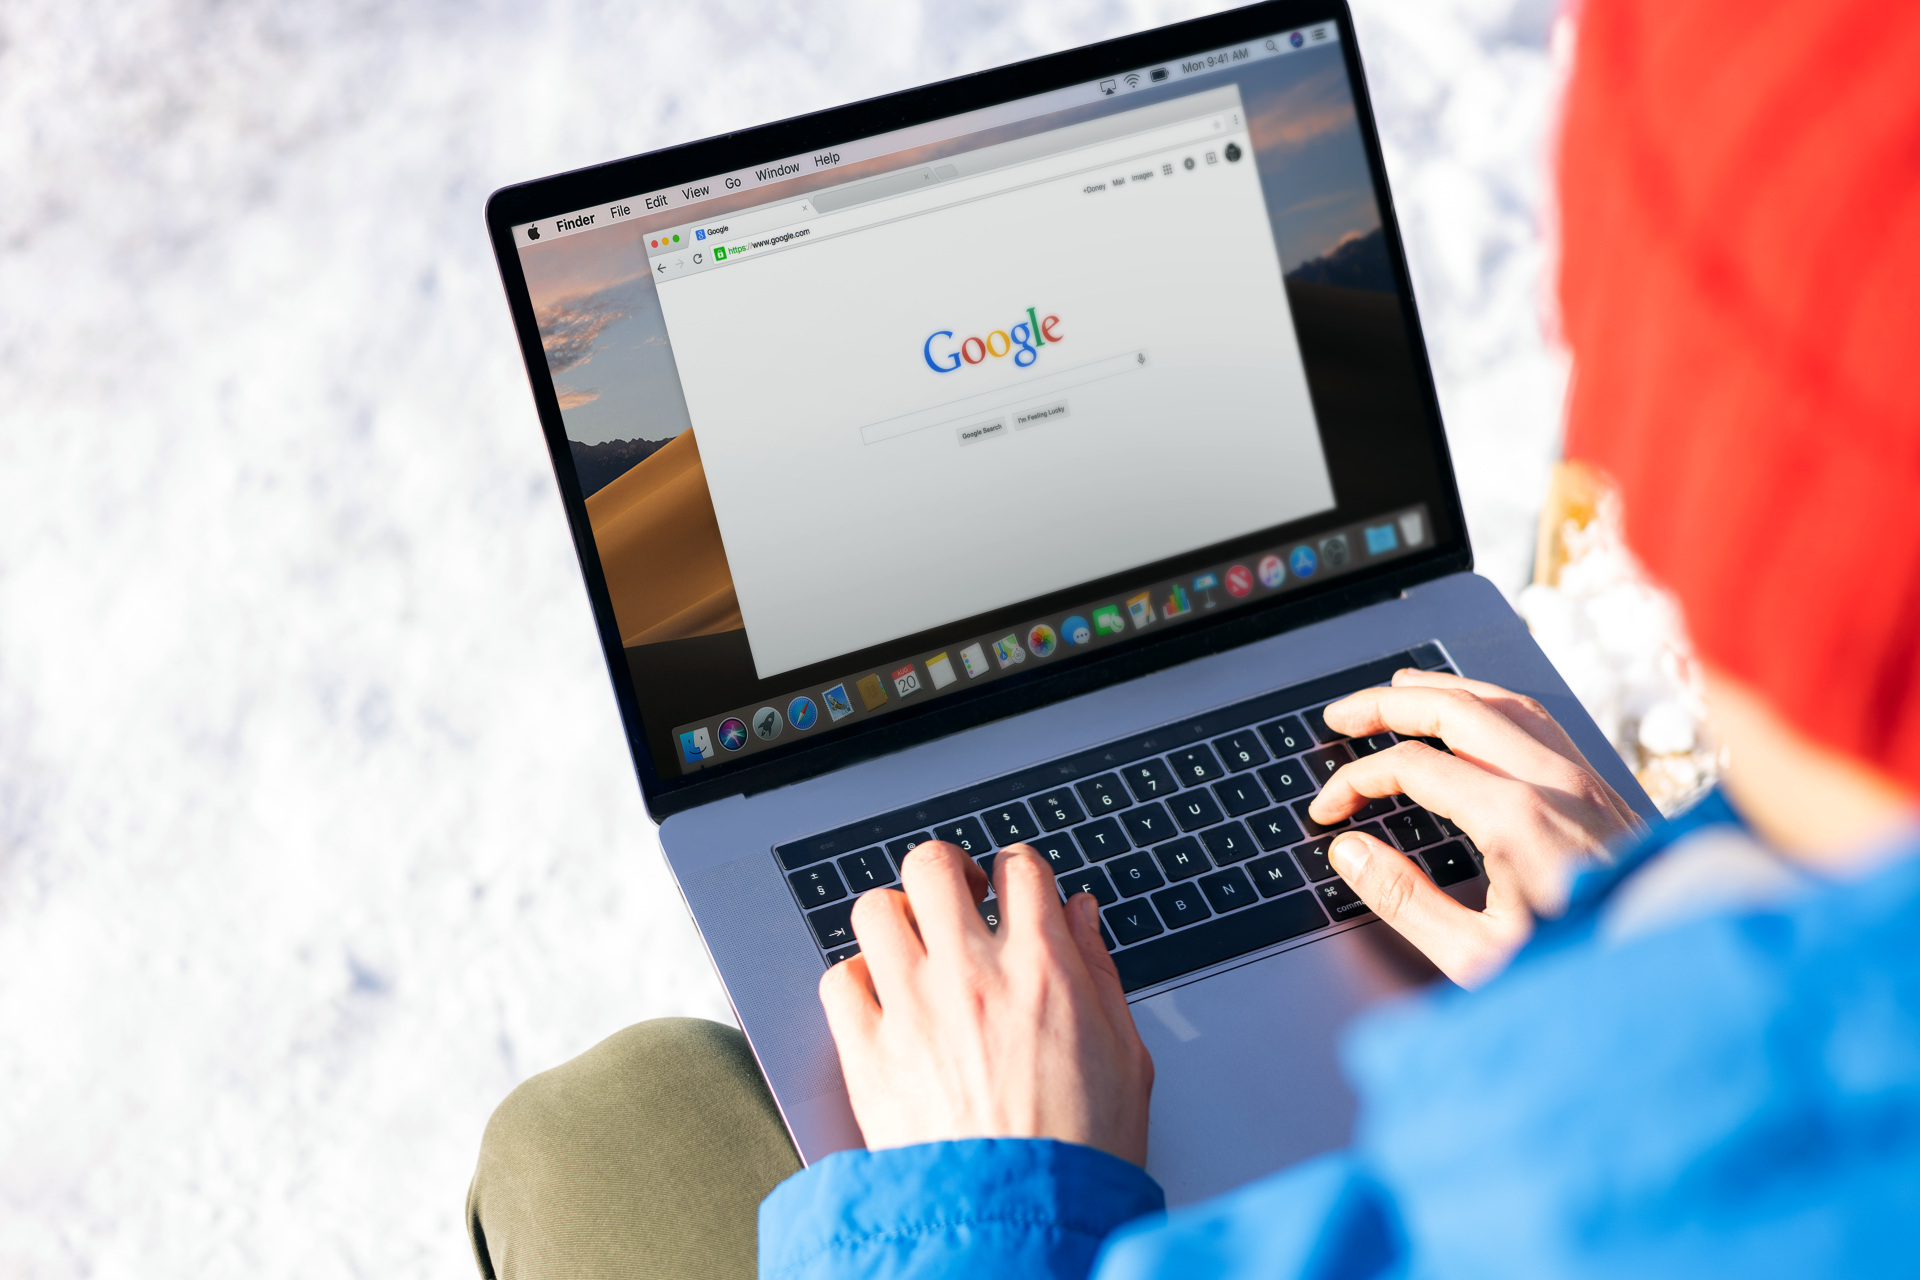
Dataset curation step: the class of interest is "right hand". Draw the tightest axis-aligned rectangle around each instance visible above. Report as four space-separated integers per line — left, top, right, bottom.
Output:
1307 668 1643 987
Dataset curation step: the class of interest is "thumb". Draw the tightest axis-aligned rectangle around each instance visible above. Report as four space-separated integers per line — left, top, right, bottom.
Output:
1328 830 1502 988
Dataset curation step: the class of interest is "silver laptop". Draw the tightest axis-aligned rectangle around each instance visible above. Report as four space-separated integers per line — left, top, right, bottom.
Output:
487 0 1655 1204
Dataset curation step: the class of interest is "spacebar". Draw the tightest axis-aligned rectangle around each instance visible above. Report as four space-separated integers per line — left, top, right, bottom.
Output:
1112 892 1329 993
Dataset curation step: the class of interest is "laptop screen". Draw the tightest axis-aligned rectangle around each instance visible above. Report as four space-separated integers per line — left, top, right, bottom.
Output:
507 16 1456 784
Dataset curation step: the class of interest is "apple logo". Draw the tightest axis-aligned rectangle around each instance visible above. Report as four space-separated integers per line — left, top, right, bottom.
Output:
527 225 541 241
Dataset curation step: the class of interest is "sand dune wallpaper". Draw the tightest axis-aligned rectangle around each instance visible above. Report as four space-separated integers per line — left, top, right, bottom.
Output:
584 430 742 646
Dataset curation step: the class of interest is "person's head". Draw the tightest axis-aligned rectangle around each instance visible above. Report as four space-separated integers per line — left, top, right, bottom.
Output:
1556 0 1920 857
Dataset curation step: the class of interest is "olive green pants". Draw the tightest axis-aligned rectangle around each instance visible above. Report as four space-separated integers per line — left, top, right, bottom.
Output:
466 1018 803 1280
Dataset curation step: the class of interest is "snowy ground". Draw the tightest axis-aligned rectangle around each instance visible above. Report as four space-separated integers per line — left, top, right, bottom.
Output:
1 1 1577 1273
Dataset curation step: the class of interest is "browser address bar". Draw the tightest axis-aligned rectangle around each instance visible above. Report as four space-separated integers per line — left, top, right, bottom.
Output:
649 98 1241 279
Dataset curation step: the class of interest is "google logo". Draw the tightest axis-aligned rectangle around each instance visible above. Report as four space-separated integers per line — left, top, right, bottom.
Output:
925 308 1062 372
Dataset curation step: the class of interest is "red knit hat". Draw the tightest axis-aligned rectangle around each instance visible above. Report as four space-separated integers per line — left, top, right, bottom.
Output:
1559 0 1920 791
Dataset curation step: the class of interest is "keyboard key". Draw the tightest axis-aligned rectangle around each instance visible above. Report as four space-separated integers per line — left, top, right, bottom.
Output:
1100 922 1116 951
1408 641 1448 669
1212 775 1268 817
885 832 932 868
1200 821 1258 865
1350 731 1397 758
1292 795 1344 839
1315 877 1373 922
1030 832 1085 874
1120 758 1179 802
789 864 848 907
1111 891 1327 992
1108 851 1167 897
1249 808 1305 850
1170 790 1226 832
1351 795 1399 822
1104 900 1165 946
1247 852 1305 897
825 942 861 967
807 899 858 950
1294 796 1392 840
836 848 896 891
1293 823 1386 881
1293 837 1338 881
1060 864 1119 906
1151 883 1212 929
1256 759 1314 803
1198 867 1257 914
976 851 1000 880
1072 816 1130 861
1421 840 1479 887
1301 743 1356 786
1384 808 1444 851
1257 714 1313 756
1212 730 1269 772
981 802 1039 847
1167 744 1225 785
1151 836 1208 881
1075 773 1133 815
932 816 992 856
1031 790 1087 830
1302 704 1348 744
1119 802 1176 847
979 898 1003 932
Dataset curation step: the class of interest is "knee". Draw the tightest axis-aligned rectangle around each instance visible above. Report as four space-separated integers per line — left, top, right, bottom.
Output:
467 1019 797 1278
479 1019 761 1169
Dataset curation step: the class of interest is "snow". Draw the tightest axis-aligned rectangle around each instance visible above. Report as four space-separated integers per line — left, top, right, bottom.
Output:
0 1 1603 1273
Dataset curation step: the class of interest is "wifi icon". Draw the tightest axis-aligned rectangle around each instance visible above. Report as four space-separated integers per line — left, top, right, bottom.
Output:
1123 72 1141 88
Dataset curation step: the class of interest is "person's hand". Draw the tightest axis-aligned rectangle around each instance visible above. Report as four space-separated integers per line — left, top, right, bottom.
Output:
1308 668 1643 987
818 842 1154 1165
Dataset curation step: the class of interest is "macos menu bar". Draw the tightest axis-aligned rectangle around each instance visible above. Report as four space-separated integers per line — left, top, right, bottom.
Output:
511 22 1342 247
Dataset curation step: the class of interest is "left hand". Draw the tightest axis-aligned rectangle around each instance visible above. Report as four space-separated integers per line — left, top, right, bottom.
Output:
818 841 1155 1165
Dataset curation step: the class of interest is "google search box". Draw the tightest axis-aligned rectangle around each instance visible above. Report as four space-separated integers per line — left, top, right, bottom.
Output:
859 350 1149 446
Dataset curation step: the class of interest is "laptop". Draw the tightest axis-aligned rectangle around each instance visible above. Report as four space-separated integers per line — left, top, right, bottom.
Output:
486 0 1656 1205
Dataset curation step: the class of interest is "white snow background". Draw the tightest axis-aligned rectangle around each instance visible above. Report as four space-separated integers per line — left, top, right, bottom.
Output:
0 0 1571 1273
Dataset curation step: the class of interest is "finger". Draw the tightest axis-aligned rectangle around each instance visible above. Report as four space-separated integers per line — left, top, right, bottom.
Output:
1307 738 1505 829
1327 830 1512 987
818 952 882 1045
1320 684 1617 818
1322 684 1554 776
994 845 1071 946
1064 893 1133 1029
1387 669 1641 828
897 840 992 955
848 887 924 1010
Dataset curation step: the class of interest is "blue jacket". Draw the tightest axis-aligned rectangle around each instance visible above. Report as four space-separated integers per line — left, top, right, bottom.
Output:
760 791 1920 1277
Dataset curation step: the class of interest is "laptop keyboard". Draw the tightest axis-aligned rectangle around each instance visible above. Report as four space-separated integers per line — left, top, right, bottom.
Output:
775 645 1485 994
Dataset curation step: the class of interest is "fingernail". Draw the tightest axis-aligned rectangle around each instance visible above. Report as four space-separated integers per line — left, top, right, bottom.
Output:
1330 833 1369 878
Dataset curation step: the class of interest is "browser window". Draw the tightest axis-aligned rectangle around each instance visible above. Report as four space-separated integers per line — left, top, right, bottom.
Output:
512 21 1455 778
654 87 1333 679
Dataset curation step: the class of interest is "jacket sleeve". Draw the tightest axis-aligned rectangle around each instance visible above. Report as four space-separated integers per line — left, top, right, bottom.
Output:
1092 1152 1404 1280
758 1138 1166 1280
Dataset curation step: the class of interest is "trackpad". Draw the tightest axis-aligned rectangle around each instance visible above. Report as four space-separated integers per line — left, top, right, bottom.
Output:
1134 920 1441 1205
